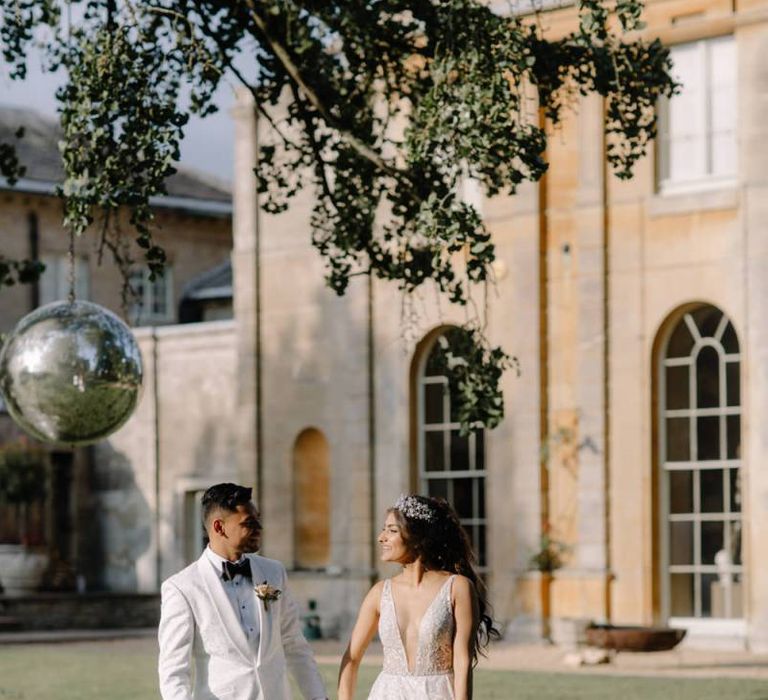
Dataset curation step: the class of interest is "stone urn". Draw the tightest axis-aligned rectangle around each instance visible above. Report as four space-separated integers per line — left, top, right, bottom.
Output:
0 544 48 596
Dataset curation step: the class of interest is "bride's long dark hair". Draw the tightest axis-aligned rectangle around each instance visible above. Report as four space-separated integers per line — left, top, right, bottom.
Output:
390 494 500 664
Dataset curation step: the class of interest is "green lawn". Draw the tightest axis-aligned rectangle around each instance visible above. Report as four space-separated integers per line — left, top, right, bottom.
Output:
1 640 768 699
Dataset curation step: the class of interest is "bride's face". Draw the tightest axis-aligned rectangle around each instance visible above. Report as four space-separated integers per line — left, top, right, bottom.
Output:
378 512 408 563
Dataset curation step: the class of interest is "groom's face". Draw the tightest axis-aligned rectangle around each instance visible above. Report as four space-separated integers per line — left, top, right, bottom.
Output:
222 502 262 554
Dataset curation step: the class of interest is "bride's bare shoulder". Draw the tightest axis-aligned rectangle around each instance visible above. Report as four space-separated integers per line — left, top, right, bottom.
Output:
450 574 475 600
371 578 387 593
360 579 387 614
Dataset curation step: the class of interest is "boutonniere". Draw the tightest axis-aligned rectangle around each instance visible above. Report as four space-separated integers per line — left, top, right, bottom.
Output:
254 581 282 611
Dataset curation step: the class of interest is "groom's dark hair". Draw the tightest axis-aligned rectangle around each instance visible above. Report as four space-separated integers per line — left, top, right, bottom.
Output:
201 483 253 527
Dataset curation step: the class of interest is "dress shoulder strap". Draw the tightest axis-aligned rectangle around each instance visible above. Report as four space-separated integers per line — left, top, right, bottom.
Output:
379 578 392 605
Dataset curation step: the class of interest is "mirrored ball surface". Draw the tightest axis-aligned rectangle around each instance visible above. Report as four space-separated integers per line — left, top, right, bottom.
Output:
0 301 143 446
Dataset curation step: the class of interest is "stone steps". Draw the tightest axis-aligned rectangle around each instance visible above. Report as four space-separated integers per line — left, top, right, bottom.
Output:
0 616 22 631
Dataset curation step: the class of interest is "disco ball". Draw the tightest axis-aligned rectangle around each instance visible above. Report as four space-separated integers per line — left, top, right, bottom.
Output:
0 300 143 446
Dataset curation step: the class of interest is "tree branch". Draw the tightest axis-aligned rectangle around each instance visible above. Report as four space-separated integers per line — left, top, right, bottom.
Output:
289 84 340 214
243 0 405 183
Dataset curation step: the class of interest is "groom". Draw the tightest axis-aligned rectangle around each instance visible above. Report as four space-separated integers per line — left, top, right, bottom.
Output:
158 483 328 700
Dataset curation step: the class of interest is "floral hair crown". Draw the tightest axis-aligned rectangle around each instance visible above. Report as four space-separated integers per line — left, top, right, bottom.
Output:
394 494 436 523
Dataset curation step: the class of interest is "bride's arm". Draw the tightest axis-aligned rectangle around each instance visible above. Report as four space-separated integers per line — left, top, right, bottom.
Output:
338 581 383 700
452 576 479 700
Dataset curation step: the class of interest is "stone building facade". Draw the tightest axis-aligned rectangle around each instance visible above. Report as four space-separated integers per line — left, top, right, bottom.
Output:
5 0 768 652
212 0 768 649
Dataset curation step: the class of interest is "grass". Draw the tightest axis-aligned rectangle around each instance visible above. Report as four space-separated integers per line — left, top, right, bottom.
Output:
1 639 768 700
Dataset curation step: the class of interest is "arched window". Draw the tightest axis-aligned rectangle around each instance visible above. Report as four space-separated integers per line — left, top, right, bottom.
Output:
293 428 330 569
660 305 741 620
417 329 487 568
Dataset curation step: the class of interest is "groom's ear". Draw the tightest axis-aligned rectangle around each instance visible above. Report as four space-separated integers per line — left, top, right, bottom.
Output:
211 517 226 536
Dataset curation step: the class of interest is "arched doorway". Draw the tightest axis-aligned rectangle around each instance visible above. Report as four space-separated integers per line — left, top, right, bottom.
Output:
658 304 742 621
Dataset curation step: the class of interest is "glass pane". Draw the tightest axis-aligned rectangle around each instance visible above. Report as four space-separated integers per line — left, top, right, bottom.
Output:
670 521 693 565
670 573 694 617
667 320 695 358
669 137 705 182
449 392 460 423
700 470 724 513
453 478 473 518
721 323 739 355
696 416 720 460
669 470 693 514
669 44 704 127
475 431 485 470
668 44 707 185
666 417 690 461
709 36 736 92
711 132 737 178
696 347 721 408
424 382 445 424
462 525 476 560
715 571 744 619
665 365 690 410
152 277 167 315
424 430 445 472
477 477 485 518
729 469 742 514
726 415 740 460
701 520 725 566
729 520 742 566
450 431 470 471
726 362 740 407
709 38 737 179
424 345 445 377
733 573 743 617
692 306 722 340
477 524 487 567
701 572 718 618
427 478 449 502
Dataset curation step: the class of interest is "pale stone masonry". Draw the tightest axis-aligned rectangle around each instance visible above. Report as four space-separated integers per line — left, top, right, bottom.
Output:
219 0 768 650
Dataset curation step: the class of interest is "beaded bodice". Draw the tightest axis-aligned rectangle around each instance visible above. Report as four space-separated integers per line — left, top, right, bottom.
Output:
379 576 455 676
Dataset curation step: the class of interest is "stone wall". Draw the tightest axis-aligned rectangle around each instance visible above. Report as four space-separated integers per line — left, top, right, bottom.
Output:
229 0 768 649
0 189 231 333
86 320 238 592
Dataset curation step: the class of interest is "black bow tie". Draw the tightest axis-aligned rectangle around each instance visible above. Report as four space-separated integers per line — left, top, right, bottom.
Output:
222 559 252 582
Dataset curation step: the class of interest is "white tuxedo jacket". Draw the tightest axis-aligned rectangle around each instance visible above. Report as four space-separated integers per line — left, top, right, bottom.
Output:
158 551 326 700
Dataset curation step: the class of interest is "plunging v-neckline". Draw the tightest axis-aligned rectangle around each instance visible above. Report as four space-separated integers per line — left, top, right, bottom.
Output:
388 575 453 674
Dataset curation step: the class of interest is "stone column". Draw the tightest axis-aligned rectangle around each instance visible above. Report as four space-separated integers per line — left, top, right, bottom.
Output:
740 21 768 651
546 94 610 632
231 90 261 495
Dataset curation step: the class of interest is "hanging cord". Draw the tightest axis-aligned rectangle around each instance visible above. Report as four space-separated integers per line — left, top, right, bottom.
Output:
67 227 76 304
65 0 76 306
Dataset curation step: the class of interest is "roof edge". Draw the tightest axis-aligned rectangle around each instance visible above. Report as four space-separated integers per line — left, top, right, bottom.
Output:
0 177 232 217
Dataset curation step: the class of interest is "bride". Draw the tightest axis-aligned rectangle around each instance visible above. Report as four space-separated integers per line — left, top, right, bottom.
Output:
337 494 498 700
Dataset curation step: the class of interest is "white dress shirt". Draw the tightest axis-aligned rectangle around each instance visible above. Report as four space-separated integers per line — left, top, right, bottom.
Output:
204 546 260 650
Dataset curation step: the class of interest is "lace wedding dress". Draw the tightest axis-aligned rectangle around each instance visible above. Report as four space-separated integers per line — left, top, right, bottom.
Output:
367 575 456 700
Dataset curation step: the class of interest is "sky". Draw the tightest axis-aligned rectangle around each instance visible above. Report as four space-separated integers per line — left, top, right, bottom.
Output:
0 51 238 186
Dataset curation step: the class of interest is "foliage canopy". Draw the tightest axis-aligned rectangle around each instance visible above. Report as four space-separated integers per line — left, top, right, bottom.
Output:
0 0 677 432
